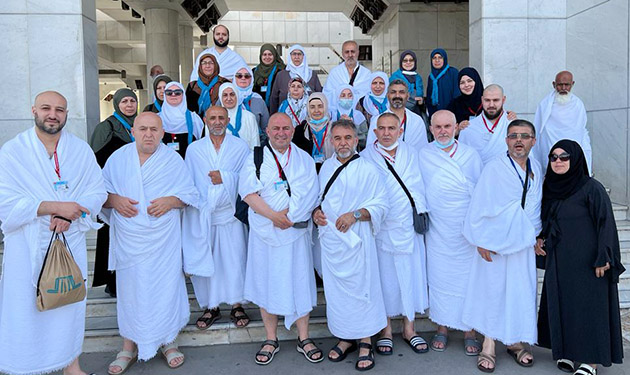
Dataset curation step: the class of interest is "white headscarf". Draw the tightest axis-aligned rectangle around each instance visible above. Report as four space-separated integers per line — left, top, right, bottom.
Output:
332 84 366 126
282 77 308 127
286 44 313 83
363 71 390 117
158 81 203 138
233 64 262 102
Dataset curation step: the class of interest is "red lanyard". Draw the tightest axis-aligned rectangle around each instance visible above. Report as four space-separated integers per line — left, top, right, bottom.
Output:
374 140 396 164
482 112 502 133
171 133 177 143
311 126 329 153
53 142 61 180
467 103 482 116
271 145 291 178
449 140 459 158
401 112 407 141
288 103 300 125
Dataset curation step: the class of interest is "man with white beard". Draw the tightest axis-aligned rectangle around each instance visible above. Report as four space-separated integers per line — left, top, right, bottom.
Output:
458 84 512 164
239 113 322 365
190 25 247 81
533 71 592 173
361 113 430 356
461 119 542 372
313 119 388 371
418 110 483 354
366 79 429 150
183 106 251 330
102 112 198 374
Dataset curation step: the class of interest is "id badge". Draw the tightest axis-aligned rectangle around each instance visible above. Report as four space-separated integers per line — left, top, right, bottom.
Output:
53 180 69 191
168 142 180 151
274 180 288 192
469 115 476 120
313 154 325 163
261 85 268 93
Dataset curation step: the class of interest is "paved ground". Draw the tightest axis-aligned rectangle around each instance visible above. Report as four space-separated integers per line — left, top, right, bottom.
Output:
48 332 630 375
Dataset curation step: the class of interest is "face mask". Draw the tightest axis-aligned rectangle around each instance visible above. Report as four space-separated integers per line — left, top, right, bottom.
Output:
310 116 329 125
435 137 455 149
378 141 399 151
338 98 353 110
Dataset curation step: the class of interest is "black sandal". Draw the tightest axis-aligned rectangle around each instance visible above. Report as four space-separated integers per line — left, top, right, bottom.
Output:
255 339 280 365
328 339 357 362
375 337 393 355
506 345 534 367
355 342 375 371
297 337 324 363
557 359 575 373
195 307 221 330
230 306 250 328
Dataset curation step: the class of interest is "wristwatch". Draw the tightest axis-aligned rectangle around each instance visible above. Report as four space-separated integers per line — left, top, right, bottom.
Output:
353 210 362 221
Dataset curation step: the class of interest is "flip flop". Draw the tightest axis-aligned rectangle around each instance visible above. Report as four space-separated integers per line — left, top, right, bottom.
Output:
430 333 448 352
404 335 429 354
375 337 393 355
464 337 482 356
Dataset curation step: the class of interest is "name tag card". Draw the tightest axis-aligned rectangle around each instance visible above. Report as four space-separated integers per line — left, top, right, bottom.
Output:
167 142 180 151
260 85 268 92
53 180 69 191
274 180 288 192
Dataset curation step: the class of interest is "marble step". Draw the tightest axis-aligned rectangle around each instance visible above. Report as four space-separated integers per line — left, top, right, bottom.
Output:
613 203 629 221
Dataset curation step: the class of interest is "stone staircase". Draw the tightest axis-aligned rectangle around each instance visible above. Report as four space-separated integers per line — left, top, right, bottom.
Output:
1 203 629 353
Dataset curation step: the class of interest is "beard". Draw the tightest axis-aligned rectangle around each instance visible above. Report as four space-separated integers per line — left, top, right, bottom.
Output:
336 146 356 159
554 91 573 105
34 116 65 135
208 126 226 136
214 36 229 48
483 106 503 120
390 97 405 109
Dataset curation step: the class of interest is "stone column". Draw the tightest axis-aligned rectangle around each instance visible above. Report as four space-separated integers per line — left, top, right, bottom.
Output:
145 8 180 83
179 24 194 87
469 0 567 116
0 0 99 143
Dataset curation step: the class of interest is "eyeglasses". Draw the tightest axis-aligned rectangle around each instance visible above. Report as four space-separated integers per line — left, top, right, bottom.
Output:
200 60 215 66
402 58 414 63
235 73 252 79
164 89 183 97
506 133 534 140
549 152 570 162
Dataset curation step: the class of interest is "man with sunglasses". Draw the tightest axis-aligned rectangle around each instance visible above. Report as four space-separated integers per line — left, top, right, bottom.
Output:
458 84 512 164
533 71 592 174
190 24 247 82
461 119 543 373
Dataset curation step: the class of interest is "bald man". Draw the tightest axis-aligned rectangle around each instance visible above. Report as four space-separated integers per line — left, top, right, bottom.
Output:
101 112 198 373
183 106 252 330
533 71 592 173
0 91 107 375
323 40 372 105
190 24 247 81
239 113 321 365
458 84 512 164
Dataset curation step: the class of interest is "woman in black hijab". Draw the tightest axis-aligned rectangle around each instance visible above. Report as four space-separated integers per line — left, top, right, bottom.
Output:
143 74 172 113
89 88 138 297
447 67 483 126
536 140 624 375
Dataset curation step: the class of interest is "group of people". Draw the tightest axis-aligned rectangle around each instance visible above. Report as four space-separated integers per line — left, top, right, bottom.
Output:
0 23 623 375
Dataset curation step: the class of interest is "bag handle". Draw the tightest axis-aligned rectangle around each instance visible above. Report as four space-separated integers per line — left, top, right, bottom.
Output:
321 154 360 203
383 158 416 209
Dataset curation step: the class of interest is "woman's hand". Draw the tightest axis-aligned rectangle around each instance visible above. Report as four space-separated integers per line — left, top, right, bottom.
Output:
534 238 546 256
595 262 611 278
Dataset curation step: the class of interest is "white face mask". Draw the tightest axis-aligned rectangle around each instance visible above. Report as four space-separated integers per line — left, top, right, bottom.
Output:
435 136 455 149
378 140 399 151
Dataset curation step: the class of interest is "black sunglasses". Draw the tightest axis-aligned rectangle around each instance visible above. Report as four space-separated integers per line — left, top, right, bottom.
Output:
165 89 183 97
549 152 570 162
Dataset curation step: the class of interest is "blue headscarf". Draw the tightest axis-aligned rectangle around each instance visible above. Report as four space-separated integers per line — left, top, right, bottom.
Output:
429 48 450 106
390 50 424 99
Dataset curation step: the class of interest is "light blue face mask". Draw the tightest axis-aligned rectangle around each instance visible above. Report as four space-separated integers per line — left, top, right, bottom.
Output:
435 136 455 149
310 116 329 125
338 98 354 110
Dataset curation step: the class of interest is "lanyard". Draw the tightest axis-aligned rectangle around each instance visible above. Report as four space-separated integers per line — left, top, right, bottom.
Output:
270 145 291 179
154 100 162 112
401 111 407 141
482 111 502 133
264 65 277 107
467 103 482 116
113 112 135 141
288 102 301 125
449 140 459 158
311 125 329 154
507 152 531 190
53 141 61 180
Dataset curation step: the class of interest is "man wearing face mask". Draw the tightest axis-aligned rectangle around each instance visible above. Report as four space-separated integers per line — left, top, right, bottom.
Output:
458 84 512 164
323 40 372 107
190 25 247 82
366 79 429 150
418 110 484 355
533 71 592 174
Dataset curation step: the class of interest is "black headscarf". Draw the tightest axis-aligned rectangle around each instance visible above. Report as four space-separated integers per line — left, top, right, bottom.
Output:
254 44 286 88
542 139 591 202
112 88 138 126
152 74 172 105
90 88 137 153
446 67 483 123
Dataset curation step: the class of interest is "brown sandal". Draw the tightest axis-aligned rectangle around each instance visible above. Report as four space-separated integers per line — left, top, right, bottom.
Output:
477 352 496 373
506 346 534 367
230 306 250 327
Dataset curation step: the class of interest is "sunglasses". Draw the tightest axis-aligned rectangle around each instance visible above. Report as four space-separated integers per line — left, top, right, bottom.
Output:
235 73 252 79
164 89 183 97
506 133 533 140
549 152 570 162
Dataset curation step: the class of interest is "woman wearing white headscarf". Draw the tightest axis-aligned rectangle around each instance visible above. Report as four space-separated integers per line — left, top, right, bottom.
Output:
269 44 323 114
331 85 368 149
357 71 390 124
234 63 270 142
278 77 309 128
217 82 260 150
159 81 204 158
